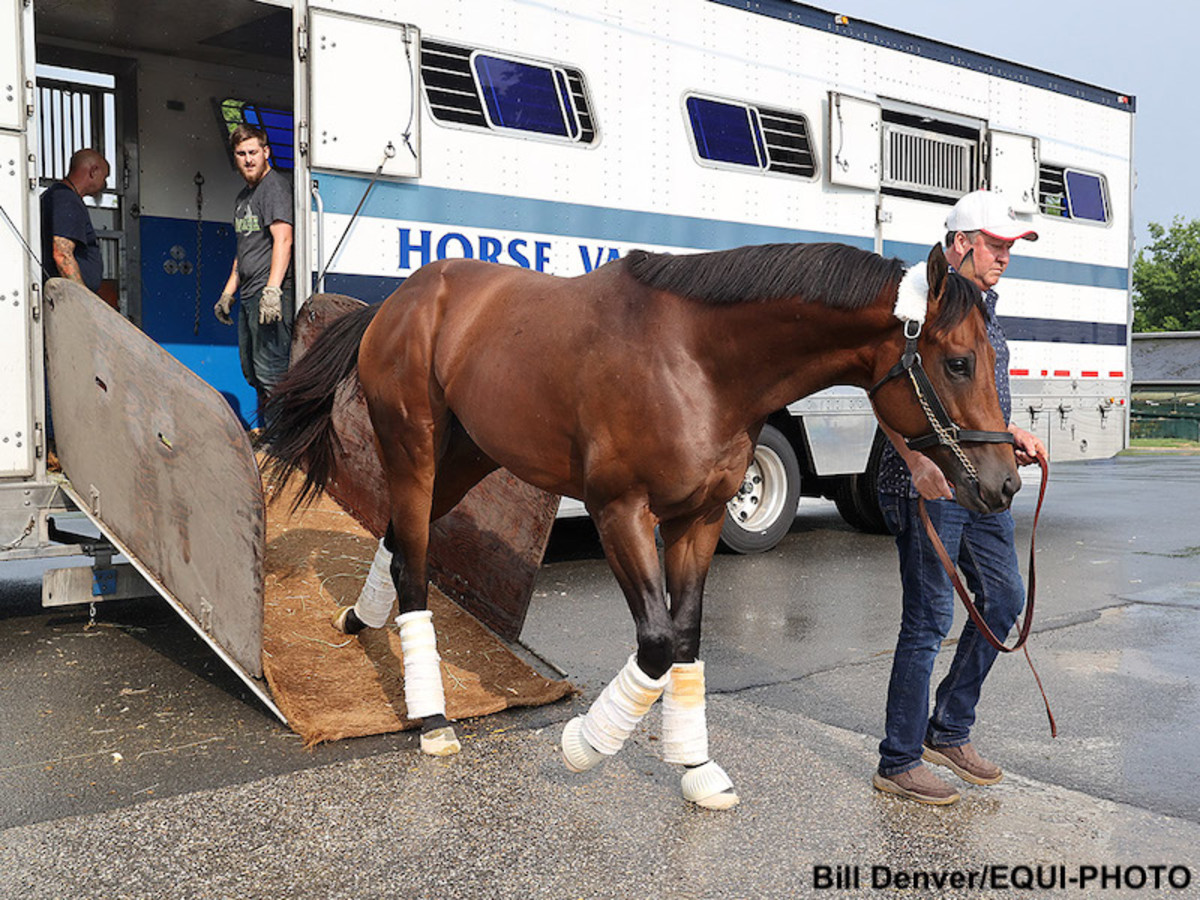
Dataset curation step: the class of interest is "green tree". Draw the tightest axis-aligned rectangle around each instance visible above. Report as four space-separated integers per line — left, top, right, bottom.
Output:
1133 217 1200 332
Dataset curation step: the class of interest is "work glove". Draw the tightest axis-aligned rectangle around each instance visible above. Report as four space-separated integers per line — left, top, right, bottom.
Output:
259 285 283 325
213 292 235 325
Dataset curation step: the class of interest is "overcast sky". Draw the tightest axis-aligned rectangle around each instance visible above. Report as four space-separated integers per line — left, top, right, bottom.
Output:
820 0 1193 255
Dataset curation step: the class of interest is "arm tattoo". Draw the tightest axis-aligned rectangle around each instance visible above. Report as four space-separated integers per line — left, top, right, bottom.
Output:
52 236 84 284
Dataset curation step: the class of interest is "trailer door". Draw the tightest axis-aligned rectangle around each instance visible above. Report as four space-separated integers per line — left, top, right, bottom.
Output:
306 7 420 179
988 131 1038 214
827 92 881 191
0 0 36 478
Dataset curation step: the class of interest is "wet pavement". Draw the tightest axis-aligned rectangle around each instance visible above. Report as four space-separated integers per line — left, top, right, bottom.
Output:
1 454 1198 898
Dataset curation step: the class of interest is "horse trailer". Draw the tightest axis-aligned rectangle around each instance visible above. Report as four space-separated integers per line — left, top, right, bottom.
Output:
2 0 1135 594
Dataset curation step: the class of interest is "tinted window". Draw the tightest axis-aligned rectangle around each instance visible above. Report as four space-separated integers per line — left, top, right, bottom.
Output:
1064 170 1108 222
687 96 762 167
473 54 576 138
220 98 294 170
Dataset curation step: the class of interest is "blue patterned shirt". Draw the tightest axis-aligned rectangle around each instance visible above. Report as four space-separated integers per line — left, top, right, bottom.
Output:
877 287 1011 497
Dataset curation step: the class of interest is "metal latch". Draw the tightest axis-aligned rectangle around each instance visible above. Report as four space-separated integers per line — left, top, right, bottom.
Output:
297 22 309 61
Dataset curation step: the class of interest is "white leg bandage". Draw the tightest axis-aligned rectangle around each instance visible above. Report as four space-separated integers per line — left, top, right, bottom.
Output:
681 760 738 809
580 653 669 756
662 660 709 766
354 538 398 628
397 610 446 719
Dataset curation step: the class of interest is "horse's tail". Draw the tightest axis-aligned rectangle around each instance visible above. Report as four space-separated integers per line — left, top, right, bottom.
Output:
258 302 381 508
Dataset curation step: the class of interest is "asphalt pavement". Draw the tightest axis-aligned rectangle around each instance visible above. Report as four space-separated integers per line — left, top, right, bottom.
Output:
1 453 1198 899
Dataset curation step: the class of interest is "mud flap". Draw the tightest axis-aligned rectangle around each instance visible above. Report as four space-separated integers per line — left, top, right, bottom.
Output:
42 279 283 721
291 293 560 641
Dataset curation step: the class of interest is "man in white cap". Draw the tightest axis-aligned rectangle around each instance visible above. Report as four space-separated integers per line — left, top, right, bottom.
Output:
872 190 1047 804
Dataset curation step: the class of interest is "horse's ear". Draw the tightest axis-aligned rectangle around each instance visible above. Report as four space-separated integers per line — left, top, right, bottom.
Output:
926 243 948 301
956 248 978 286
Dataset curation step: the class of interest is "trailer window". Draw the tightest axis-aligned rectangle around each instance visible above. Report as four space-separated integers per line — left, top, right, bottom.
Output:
1038 164 1110 223
217 99 294 170
684 95 816 179
422 40 597 144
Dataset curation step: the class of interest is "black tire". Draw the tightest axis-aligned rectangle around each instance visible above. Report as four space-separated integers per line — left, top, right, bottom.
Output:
720 424 802 554
833 429 889 534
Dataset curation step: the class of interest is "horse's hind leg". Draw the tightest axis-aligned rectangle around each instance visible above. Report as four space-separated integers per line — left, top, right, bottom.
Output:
560 499 673 774
660 510 740 810
334 421 497 636
357 395 464 756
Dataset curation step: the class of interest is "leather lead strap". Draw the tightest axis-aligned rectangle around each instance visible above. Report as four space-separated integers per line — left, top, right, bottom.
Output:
917 455 1056 737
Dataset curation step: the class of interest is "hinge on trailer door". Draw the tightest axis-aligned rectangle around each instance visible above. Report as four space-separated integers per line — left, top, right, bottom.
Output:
298 120 309 158
297 22 309 62
27 151 37 190
34 422 43 459
24 79 35 120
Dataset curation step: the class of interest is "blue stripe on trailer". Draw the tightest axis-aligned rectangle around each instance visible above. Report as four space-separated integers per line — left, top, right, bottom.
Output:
997 317 1128 347
314 175 870 250
317 179 1129 293
322 272 403 305
882 240 1129 291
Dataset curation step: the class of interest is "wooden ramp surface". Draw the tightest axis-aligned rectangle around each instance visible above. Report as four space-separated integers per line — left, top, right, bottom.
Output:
262 474 574 746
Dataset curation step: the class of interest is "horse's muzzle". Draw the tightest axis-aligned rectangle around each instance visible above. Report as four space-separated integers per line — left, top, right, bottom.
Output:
960 463 1020 514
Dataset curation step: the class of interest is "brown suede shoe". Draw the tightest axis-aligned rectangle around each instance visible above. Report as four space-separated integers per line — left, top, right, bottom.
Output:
923 741 1003 785
873 764 961 805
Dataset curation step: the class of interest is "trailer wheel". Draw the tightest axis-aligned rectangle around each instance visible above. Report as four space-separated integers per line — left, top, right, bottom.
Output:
720 424 801 554
833 430 889 534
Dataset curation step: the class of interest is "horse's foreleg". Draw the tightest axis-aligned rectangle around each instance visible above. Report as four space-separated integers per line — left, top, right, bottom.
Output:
661 512 740 810
561 500 672 773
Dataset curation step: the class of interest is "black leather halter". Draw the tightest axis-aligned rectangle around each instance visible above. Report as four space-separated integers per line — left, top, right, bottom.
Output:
867 318 1014 482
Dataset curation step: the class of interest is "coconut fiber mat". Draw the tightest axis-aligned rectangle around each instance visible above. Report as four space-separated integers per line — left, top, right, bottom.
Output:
261 478 575 745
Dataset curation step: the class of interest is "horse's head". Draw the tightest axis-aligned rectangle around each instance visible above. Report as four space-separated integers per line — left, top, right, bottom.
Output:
869 244 1020 513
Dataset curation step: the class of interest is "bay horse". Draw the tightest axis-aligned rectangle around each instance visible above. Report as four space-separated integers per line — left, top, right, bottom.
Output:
260 241 1019 810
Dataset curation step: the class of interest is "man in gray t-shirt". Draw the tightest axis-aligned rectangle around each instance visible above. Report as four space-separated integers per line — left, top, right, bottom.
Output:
214 124 295 427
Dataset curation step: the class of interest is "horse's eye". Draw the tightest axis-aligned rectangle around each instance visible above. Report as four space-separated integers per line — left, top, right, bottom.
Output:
946 357 972 378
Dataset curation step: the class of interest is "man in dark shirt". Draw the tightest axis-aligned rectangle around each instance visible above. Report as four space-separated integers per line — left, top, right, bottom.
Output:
872 191 1046 805
214 124 294 426
40 148 109 292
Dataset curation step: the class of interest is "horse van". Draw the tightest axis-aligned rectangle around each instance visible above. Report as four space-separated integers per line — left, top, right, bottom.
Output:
1 0 1135 572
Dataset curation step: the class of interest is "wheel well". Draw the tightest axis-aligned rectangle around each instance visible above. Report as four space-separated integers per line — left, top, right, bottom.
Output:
765 410 810 468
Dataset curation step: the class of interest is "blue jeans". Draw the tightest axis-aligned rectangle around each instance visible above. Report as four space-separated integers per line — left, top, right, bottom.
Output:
877 493 1026 776
237 282 295 425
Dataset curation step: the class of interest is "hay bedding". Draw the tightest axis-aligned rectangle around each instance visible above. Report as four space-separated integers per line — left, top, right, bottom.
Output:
261 477 574 745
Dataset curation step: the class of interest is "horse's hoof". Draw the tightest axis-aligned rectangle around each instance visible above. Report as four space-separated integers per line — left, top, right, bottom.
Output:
331 605 368 635
420 725 461 757
682 760 740 810
561 715 605 773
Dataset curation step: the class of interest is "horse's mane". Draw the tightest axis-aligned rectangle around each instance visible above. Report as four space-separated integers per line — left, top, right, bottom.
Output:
623 242 905 310
622 241 982 329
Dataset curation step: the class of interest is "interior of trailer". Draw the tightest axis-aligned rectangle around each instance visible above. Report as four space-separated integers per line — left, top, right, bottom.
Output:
34 0 294 426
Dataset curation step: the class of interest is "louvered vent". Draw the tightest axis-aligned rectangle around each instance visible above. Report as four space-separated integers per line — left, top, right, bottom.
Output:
758 106 816 178
421 39 486 128
882 123 976 199
564 68 595 144
1038 164 1068 217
